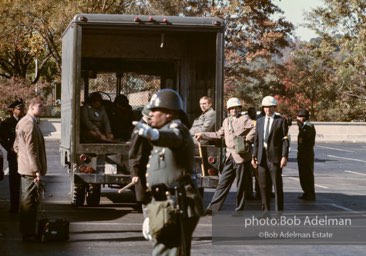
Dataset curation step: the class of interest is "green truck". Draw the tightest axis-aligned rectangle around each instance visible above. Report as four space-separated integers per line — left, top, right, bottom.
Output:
60 14 225 207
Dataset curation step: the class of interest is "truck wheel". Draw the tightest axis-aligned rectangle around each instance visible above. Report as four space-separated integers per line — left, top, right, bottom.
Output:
72 183 86 207
86 184 101 206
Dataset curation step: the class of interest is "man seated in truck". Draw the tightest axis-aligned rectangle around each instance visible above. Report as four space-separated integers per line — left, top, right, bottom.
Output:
105 94 134 142
80 92 115 143
189 96 216 145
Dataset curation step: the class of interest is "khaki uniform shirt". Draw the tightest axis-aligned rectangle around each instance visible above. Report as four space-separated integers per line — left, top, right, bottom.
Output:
189 107 216 136
200 114 255 163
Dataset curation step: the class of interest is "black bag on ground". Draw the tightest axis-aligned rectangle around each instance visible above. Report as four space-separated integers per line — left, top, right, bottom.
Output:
38 218 70 242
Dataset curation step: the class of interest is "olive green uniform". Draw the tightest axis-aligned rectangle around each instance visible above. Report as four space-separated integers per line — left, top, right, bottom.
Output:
146 119 204 256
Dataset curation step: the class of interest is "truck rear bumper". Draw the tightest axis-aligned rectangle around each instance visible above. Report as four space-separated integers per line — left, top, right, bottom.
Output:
74 173 131 185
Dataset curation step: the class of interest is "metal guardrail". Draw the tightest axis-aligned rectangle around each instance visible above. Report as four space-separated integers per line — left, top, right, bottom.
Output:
39 119 366 142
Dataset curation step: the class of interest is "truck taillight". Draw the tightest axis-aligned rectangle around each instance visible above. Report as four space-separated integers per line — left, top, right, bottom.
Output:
162 18 169 24
208 156 216 164
148 16 156 22
79 165 95 173
80 154 91 163
207 168 217 176
134 16 142 23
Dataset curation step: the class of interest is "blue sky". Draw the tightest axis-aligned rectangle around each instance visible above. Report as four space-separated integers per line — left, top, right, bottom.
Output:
274 0 325 41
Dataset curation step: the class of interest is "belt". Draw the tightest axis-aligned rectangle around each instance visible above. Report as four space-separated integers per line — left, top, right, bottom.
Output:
21 174 38 178
150 184 177 201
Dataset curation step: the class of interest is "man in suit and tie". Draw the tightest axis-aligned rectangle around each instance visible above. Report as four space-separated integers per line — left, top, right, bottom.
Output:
251 96 289 218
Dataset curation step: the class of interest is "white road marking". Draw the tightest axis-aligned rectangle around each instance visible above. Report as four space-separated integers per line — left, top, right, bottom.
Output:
344 170 366 176
314 184 328 189
328 155 366 163
327 204 366 220
317 145 355 153
328 203 355 212
287 177 328 189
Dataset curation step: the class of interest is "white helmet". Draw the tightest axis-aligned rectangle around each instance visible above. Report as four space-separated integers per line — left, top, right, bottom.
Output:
261 96 277 107
227 97 242 109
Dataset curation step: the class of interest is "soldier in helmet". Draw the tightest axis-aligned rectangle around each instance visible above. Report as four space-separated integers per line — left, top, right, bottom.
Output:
251 96 289 218
296 109 316 201
195 97 255 214
0 99 25 213
135 89 204 255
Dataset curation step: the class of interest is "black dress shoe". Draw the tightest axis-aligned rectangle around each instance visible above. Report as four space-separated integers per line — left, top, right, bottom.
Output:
22 234 38 242
8 208 18 214
205 208 213 216
298 195 316 201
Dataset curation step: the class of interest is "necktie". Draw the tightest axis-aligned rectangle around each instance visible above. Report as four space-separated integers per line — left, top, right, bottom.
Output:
229 117 234 133
265 117 270 143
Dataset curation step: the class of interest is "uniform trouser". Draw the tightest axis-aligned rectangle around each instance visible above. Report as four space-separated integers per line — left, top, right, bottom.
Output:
8 156 20 211
245 167 254 197
258 150 284 212
152 216 199 256
297 150 315 197
207 155 251 211
19 175 39 236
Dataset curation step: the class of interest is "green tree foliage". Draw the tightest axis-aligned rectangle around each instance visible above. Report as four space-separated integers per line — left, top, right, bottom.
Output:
0 0 294 111
210 0 293 109
283 0 366 121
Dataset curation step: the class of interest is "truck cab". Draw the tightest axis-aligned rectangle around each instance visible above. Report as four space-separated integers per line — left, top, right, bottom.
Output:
60 14 225 207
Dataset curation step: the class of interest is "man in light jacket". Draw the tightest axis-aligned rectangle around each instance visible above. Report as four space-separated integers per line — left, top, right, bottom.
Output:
189 96 216 144
14 96 47 242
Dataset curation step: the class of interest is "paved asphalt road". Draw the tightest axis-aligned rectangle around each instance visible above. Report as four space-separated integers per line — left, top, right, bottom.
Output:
1 140 366 256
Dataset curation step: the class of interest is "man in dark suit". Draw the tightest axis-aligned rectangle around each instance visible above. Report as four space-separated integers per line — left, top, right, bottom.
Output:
0 99 25 213
128 105 153 216
251 96 289 217
296 109 316 201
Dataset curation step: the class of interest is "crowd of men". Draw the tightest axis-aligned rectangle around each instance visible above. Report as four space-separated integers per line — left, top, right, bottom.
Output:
0 91 316 255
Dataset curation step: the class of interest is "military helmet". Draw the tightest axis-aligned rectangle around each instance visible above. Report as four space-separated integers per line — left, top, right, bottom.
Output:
148 89 184 111
226 97 242 109
261 96 277 107
8 98 24 109
297 109 309 118
141 104 151 118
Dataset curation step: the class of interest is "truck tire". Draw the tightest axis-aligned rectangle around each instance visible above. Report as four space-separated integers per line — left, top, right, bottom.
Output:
86 184 101 206
72 183 86 207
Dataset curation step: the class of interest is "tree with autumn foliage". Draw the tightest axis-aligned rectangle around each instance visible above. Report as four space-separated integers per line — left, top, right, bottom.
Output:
0 0 294 114
282 0 366 121
209 0 293 109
